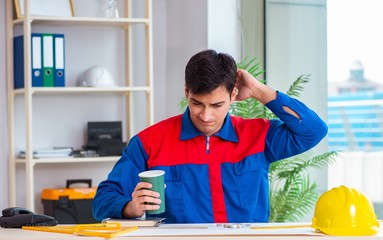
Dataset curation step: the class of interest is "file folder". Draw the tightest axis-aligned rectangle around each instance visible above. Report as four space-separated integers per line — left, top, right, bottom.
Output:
13 33 44 89
53 34 65 87
42 33 54 87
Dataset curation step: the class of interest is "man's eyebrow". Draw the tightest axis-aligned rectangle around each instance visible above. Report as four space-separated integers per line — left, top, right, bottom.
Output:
190 97 201 103
211 101 225 106
190 97 225 106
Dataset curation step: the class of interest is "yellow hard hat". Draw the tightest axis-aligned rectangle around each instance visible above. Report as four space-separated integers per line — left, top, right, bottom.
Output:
312 185 380 236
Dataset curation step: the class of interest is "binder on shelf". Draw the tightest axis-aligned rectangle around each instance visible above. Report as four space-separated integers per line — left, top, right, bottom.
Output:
53 34 65 87
42 33 54 87
13 33 44 89
31 34 44 87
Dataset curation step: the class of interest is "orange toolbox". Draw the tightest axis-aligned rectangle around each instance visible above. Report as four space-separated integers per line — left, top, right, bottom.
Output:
41 179 98 224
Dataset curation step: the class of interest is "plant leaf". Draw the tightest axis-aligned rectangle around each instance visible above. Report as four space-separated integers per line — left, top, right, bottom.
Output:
286 74 310 97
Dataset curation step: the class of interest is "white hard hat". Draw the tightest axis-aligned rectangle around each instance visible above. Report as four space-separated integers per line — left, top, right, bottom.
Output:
77 66 116 87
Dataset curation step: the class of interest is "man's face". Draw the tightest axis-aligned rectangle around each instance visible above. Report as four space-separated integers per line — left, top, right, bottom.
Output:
185 85 236 136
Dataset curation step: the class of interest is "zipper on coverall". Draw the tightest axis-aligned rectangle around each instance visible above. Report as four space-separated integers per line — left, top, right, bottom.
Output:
206 136 210 154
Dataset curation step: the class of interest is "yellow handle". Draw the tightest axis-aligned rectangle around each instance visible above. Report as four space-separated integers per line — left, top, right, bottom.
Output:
23 223 138 238
74 222 121 231
73 223 138 238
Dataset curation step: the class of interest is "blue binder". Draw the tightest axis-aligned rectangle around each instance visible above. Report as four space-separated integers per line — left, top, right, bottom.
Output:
53 34 65 87
13 33 44 89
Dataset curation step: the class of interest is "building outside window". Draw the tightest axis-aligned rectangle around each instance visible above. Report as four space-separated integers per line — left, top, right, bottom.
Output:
327 0 383 218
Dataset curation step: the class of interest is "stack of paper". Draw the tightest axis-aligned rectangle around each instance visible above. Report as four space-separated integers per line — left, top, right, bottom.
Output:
102 217 166 227
19 148 73 158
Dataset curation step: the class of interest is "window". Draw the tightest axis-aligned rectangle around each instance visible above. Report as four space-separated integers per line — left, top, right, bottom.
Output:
327 0 383 218
242 0 383 220
241 0 327 221
264 0 328 205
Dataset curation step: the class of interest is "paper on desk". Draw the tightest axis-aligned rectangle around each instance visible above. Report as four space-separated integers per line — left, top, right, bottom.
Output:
122 223 325 237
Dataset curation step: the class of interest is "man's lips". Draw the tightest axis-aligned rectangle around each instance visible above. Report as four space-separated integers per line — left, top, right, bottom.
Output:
200 119 213 126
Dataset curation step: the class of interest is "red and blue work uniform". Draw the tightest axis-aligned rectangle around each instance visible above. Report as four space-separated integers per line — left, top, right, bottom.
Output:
92 92 327 223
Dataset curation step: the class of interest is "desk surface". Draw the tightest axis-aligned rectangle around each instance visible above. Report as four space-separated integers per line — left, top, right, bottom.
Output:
1 223 383 239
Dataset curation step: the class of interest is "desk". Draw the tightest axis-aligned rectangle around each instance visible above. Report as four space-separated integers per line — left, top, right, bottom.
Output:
1 223 383 239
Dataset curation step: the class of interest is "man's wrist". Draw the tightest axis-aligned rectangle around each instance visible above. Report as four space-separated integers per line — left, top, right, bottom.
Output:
122 200 144 219
122 201 133 218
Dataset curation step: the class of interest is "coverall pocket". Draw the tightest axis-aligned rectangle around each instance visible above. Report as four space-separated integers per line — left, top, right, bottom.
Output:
234 156 268 206
162 166 184 211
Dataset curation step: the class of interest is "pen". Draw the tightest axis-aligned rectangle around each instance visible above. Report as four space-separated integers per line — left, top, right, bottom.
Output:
251 224 312 230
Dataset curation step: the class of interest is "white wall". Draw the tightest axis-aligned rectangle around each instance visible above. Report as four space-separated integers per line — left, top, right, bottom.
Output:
165 0 208 117
208 0 241 60
165 0 241 117
152 0 167 122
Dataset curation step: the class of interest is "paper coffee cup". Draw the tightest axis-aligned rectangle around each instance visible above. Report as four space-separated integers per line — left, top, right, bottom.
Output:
138 170 165 214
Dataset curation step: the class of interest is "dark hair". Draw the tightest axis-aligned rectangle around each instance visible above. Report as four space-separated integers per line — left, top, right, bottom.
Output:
185 49 237 94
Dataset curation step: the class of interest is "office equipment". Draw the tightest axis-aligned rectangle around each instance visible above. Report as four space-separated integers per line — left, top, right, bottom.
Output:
13 33 44 88
53 34 65 87
0 207 57 228
42 33 54 87
41 179 97 224
86 121 126 156
2 207 33 217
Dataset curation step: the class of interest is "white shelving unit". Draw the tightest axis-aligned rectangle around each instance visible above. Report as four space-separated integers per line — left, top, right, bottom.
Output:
6 0 153 211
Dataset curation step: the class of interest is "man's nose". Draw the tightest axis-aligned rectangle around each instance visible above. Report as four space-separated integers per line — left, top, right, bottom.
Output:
200 108 212 121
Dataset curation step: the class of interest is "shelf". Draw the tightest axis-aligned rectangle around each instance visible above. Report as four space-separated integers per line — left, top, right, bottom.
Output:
15 156 120 164
7 0 153 212
13 16 150 27
13 86 151 95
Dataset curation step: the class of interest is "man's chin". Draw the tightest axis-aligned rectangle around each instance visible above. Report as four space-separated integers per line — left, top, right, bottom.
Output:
199 128 216 136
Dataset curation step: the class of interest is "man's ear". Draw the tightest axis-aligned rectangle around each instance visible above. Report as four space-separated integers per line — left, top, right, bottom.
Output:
230 87 238 103
184 86 189 98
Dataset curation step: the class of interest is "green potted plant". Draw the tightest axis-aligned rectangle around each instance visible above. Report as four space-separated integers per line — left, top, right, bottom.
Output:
180 57 337 222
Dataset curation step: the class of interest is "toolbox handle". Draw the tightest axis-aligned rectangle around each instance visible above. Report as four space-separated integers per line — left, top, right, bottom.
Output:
66 179 92 188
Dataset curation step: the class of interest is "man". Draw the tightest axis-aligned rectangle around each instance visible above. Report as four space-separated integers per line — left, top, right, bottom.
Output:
92 49 327 223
